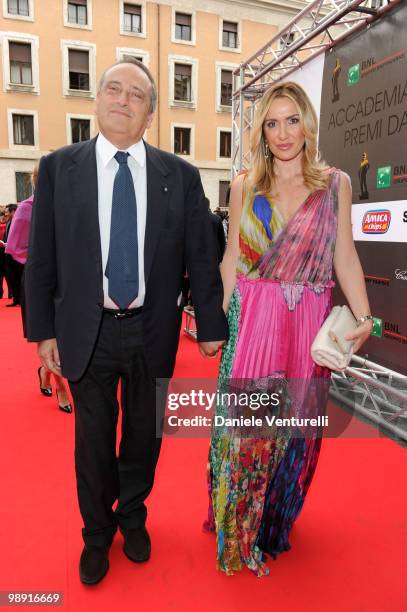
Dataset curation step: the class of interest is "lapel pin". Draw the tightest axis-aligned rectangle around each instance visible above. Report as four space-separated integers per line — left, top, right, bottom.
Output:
163 186 168 193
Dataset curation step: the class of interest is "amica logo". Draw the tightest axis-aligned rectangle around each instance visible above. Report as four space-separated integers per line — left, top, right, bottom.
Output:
362 210 391 234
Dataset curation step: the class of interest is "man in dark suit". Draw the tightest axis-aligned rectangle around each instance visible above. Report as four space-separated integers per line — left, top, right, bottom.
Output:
25 59 228 585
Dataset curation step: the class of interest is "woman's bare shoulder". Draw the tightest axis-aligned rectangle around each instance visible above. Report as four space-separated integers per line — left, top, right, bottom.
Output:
323 166 351 186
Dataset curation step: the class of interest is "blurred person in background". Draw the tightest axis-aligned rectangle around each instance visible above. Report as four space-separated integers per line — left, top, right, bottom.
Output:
0 207 11 299
207 198 226 264
1 204 17 304
6 165 72 412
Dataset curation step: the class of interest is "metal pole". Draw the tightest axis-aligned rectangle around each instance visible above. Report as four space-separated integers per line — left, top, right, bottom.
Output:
329 390 407 441
239 65 244 172
350 355 407 380
342 367 407 405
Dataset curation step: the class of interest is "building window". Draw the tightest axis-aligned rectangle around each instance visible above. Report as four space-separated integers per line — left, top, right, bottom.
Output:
15 172 32 201
220 70 232 106
116 47 149 65
171 123 194 157
169 55 197 108
216 62 238 112
61 40 96 97
68 0 87 25
123 54 143 63
3 34 39 92
71 118 90 143
222 21 238 49
7 108 38 148
123 3 141 33
12 114 34 145
119 1 145 37
174 127 191 155
175 12 191 41
174 63 192 102
66 113 95 143
171 8 195 46
219 180 230 207
63 0 92 29
3 0 34 20
68 49 89 90
7 0 29 15
9 42 32 85
219 131 231 158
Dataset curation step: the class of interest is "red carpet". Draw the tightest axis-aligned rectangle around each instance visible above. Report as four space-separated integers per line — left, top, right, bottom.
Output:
0 298 406 611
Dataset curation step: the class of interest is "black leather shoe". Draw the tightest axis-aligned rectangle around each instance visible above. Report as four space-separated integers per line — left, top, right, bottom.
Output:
79 546 109 585
38 366 52 397
56 389 72 413
122 526 151 563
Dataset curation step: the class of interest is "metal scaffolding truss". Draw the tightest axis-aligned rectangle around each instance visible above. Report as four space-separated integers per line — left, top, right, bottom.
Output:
331 356 407 442
231 0 407 442
231 0 402 175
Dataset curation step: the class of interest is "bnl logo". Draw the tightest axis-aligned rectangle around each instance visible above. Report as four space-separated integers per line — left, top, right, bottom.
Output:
376 166 392 188
372 318 383 338
347 64 360 86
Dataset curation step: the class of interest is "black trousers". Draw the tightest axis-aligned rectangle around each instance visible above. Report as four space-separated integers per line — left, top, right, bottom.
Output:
6 255 24 304
0 249 8 298
69 311 166 548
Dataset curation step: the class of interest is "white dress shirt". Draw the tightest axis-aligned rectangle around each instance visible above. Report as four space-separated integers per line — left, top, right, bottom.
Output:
96 132 147 309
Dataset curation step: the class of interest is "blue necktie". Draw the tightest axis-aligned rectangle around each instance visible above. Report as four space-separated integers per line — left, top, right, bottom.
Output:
105 151 139 309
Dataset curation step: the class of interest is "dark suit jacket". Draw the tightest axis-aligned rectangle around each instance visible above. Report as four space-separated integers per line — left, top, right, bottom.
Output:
4 220 12 242
209 212 226 264
25 137 228 381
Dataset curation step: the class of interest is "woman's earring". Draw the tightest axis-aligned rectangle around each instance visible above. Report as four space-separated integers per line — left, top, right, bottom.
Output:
263 140 270 159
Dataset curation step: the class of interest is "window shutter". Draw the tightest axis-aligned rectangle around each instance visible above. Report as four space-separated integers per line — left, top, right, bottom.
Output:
176 12 191 26
175 63 192 77
124 3 141 15
9 42 31 63
221 70 232 85
69 49 89 73
223 21 237 33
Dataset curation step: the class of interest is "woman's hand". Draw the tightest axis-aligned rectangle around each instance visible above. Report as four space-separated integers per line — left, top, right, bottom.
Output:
345 320 372 353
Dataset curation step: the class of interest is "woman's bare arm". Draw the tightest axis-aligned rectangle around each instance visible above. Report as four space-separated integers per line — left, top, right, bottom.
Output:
219 173 245 313
333 171 373 352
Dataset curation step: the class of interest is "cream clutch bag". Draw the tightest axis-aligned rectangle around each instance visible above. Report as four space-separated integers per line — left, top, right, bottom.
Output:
311 305 357 371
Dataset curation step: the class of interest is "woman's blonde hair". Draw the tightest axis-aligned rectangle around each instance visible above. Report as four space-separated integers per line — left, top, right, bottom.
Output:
247 81 329 196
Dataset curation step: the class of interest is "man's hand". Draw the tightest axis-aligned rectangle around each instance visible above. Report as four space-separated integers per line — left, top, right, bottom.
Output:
198 340 225 359
38 338 62 375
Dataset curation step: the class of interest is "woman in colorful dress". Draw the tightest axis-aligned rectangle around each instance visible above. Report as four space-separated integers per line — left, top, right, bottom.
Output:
205 81 373 576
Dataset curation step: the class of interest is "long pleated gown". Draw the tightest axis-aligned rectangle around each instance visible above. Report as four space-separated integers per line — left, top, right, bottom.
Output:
205 170 340 576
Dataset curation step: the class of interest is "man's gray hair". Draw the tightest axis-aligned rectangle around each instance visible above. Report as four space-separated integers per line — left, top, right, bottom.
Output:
98 58 157 114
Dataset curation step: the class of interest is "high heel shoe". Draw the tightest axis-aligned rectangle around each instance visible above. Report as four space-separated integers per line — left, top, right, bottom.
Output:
56 389 72 414
38 366 52 397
